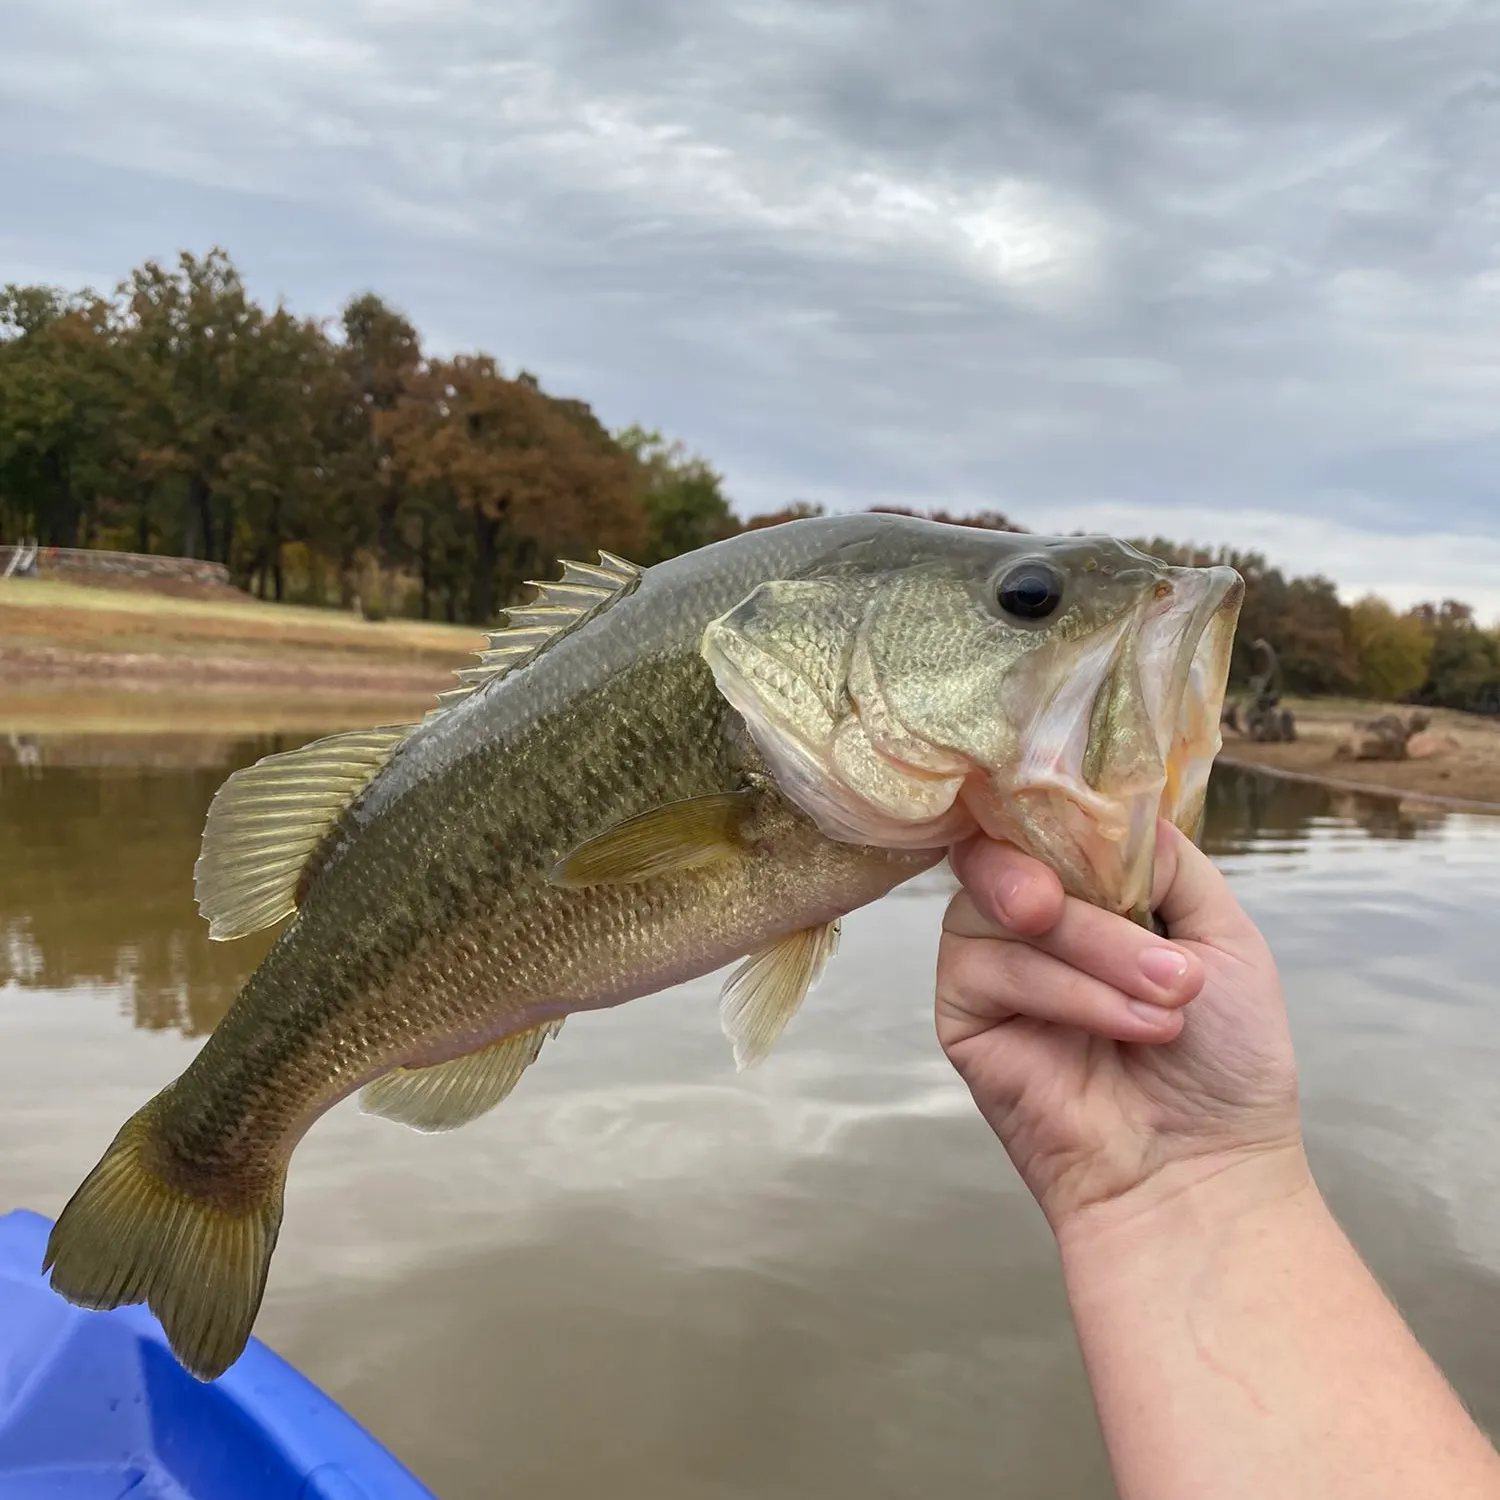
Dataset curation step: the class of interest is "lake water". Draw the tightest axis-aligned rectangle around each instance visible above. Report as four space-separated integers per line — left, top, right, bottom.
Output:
3 733 1500 1498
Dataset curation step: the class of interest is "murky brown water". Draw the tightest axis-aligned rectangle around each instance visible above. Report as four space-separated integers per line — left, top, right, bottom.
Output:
4 732 1500 1498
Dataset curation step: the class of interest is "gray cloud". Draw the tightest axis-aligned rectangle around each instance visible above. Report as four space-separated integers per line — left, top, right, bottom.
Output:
3 0 1500 607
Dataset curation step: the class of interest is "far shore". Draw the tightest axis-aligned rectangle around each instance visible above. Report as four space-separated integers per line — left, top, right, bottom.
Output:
1216 697 1500 814
4 575 1498 811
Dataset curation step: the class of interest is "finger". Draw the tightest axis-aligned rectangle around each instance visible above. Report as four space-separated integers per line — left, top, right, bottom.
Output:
1149 820 1263 953
943 853 1207 1010
944 865 1206 1008
947 834 1065 938
937 931 1187 1046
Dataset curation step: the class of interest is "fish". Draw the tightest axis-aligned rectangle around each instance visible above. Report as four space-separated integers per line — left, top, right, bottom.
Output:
41 513 1243 1380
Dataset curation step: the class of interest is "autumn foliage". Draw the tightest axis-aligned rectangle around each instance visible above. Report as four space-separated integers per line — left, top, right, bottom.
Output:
1 248 1495 712
0 251 722 624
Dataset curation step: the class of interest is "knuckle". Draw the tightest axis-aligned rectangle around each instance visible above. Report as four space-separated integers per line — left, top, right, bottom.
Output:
1050 962 1103 1019
938 935 1027 1015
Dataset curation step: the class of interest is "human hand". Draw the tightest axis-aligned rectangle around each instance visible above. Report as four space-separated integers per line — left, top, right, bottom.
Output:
935 819 1307 1240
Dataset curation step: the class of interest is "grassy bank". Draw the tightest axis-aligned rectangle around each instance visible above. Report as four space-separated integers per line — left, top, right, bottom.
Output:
0 576 481 734
5 578 1498 810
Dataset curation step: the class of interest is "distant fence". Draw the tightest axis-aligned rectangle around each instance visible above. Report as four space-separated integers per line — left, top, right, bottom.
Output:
1 539 37 579
0 543 231 589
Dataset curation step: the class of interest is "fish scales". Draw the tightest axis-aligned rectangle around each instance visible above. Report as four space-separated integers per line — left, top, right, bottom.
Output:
166 526 932 1175
42 513 1244 1380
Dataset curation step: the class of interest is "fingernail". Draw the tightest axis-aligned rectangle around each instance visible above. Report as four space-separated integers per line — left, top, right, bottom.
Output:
994 874 1026 923
1139 946 1190 988
1127 999 1177 1025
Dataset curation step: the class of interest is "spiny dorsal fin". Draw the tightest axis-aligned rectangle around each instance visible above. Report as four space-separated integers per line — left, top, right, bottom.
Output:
719 919 841 1070
549 791 752 887
194 725 412 941
425 549 642 721
358 1019 565 1132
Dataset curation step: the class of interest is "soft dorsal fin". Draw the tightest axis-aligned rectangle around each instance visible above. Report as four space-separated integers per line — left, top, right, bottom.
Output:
719 919 841 1070
426 550 642 719
194 725 413 941
358 1019 564 1131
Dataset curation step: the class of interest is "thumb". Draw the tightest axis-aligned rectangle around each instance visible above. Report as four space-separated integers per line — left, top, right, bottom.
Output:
1150 819 1262 956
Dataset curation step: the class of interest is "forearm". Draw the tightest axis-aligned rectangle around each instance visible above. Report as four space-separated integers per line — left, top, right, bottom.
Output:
1058 1149 1500 1500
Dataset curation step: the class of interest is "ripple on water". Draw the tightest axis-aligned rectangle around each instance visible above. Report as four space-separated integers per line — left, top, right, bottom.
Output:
4 749 1500 1495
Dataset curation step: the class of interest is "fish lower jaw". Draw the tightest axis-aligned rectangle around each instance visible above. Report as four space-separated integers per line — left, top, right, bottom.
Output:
961 772 1164 917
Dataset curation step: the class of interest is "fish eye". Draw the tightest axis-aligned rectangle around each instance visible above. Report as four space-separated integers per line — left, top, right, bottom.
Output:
995 562 1064 621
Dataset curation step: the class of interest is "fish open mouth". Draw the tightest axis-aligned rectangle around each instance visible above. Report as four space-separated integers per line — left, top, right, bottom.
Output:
703 555 1243 915
963 565 1244 920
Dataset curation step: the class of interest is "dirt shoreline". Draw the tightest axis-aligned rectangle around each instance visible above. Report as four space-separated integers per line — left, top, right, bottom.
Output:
5 576 1500 810
1215 696 1500 814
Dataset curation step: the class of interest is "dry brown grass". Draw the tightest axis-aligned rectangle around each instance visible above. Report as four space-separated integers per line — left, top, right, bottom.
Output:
6 582 1499 810
0 577 481 732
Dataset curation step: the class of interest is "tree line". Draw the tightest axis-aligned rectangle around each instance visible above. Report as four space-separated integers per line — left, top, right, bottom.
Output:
0 249 737 623
2 247 1495 712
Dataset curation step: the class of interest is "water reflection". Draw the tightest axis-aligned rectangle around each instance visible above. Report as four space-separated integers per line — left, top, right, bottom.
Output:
0 735 293 1033
1201 765 1452 853
0 741 1478 1040
5 735 1500 1497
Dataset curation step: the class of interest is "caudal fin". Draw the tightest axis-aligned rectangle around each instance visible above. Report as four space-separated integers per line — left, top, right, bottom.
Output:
42 1106 285 1381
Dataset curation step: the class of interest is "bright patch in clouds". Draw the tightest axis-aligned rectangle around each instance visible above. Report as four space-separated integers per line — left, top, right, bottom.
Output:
2 0 1499 605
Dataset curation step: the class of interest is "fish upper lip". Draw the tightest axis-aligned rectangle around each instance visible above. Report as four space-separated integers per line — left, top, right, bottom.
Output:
1152 565 1243 742
1180 566 1243 653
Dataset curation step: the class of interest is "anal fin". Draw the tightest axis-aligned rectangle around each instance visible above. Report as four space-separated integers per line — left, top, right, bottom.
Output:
720 919 841 1070
358 1019 564 1132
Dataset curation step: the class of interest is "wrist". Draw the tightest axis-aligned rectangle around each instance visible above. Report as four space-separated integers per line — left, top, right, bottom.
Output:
1051 1139 1500 1500
1054 1140 1319 1283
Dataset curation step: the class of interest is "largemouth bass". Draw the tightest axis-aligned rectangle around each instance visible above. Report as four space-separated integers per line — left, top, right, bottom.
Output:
43 514 1243 1379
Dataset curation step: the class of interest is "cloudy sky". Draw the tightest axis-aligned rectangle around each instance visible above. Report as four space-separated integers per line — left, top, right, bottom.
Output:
4 0 1500 615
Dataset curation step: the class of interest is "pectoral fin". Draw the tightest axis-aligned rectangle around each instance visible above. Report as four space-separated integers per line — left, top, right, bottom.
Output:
358 1020 564 1132
550 791 752 887
719 919 841 1070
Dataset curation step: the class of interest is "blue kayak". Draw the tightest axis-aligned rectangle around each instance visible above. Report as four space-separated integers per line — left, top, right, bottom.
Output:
0 1209 436 1499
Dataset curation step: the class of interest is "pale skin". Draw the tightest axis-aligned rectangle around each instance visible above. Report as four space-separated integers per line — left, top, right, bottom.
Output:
936 820 1500 1500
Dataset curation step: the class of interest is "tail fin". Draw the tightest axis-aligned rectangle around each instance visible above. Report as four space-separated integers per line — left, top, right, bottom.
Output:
42 1105 285 1381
